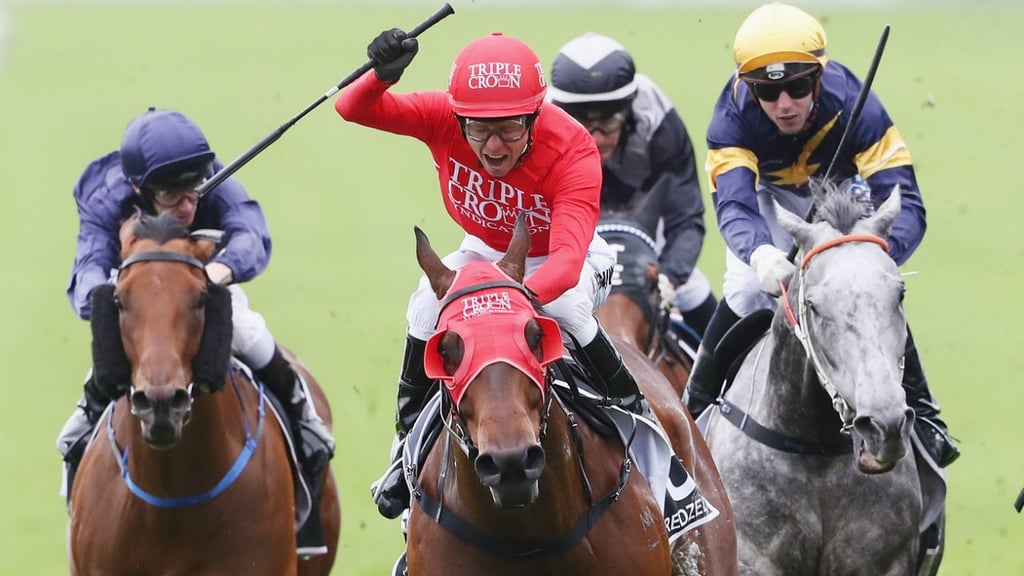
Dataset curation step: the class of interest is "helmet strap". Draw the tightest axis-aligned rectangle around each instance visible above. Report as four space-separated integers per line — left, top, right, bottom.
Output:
517 111 541 166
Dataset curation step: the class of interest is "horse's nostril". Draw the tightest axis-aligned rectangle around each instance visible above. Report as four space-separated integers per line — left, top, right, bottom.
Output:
523 445 546 479
171 389 191 412
475 454 500 484
130 390 151 414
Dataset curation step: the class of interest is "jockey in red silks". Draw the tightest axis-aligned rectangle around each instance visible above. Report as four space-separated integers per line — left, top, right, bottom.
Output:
335 30 650 519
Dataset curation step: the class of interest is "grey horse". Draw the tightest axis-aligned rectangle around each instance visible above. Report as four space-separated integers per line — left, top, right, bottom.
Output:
703 186 943 575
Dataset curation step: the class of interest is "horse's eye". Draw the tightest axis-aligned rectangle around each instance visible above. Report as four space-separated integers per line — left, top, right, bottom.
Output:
899 286 906 303
526 323 543 349
112 294 124 311
803 299 815 314
198 291 209 309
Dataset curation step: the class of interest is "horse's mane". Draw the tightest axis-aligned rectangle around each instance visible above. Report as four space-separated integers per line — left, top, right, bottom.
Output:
810 180 868 234
133 212 190 244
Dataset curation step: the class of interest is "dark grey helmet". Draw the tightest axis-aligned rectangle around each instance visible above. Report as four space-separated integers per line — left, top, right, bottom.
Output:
549 33 638 120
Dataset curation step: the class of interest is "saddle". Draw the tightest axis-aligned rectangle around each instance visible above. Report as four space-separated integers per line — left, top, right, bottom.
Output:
246 367 325 556
715 309 774 388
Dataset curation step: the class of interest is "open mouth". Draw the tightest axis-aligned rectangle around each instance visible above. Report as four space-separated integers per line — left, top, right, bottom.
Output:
482 153 507 168
857 443 897 474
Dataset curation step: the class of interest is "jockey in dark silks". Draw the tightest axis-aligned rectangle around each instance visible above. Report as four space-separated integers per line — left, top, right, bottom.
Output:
548 32 717 339
56 108 336 507
683 2 959 468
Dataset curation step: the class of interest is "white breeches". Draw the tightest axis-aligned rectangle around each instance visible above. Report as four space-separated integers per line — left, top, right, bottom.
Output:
722 187 815 317
673 267 713 312
406 233 616 348
227 284 276 370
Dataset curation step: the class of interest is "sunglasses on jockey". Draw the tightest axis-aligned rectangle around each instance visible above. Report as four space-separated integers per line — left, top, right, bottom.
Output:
744 67 821 103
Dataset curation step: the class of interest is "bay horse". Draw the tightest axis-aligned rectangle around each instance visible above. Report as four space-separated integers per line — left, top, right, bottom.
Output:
67 212 340 576
595 178 697 398
703 186 944 575
405 217 737 576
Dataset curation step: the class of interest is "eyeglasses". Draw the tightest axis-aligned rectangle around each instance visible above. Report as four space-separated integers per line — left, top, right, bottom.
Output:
578 112 626 135
151 179 207 208
746 74 817 103
463 117 529 144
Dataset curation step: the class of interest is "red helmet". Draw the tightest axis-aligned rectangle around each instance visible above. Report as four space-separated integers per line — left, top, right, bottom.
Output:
448 32 547 118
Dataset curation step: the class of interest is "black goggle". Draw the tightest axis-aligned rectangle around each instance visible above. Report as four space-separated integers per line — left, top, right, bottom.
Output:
746 74 817 102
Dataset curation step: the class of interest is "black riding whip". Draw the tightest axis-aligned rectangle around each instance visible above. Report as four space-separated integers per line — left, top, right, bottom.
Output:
196 2 456 197
786 23 890 262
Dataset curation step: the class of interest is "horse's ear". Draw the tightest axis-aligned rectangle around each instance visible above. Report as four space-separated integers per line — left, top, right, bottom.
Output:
775 199 816 252
190 229 225 263
863 184 901 239
415 227 456 299
119 212 142 259
189 239 216 263
497 213 530 283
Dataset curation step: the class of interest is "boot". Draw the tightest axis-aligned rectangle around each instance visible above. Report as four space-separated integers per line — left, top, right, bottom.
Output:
255 347 336 481
577 326 649 416
56 374 111 498
371 335 436 519
683 299 741 419
903 328 960 468
680 292 718 339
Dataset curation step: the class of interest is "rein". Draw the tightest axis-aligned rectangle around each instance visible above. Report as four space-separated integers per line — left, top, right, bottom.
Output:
108 366 266 508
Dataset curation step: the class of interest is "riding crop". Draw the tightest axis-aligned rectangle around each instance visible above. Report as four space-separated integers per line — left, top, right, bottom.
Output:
196 2 456 197
786 23 890 262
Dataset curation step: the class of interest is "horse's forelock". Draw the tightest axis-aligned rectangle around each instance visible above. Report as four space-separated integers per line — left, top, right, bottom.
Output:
813 182 867 235
132 212 190 245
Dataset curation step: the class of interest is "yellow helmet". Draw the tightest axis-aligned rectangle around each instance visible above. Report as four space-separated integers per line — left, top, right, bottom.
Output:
733 3 828 81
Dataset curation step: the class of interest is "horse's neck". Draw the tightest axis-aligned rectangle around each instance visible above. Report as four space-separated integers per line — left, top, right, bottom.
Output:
749 323 845 436
600 293 654 353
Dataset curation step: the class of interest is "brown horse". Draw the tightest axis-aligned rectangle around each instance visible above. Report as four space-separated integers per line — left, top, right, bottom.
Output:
405 218 737 576
595 220 694 397
595 224 737 576
67 213 340 576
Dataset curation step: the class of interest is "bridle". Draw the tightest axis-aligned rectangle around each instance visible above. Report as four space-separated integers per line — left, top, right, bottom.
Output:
434 279 556 460
117 250 211 403
111 249 266 507
779 234 901 430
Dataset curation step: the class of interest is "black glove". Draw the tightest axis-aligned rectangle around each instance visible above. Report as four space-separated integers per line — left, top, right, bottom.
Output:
368 28 419 83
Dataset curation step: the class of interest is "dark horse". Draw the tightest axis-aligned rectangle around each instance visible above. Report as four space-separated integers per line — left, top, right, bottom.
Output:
595 177 698 397
704 187 943 575
405 217 737 576
68 213 340 576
